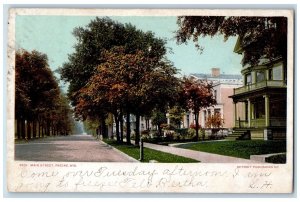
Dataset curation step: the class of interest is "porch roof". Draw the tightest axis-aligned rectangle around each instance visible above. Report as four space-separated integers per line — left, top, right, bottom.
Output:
229 86 286 102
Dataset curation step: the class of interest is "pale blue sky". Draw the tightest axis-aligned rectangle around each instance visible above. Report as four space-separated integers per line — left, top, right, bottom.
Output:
16 15 243 80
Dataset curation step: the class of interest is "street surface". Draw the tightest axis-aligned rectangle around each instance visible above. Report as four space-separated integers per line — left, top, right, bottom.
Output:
15 134 137 162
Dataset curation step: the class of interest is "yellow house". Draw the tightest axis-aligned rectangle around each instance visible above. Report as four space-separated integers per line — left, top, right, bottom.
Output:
229 38 287 140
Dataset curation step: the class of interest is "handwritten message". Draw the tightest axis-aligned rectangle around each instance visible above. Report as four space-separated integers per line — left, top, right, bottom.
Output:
9 163 286 193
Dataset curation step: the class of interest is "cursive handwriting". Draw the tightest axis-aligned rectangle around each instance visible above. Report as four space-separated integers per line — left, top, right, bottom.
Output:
15 164 276 192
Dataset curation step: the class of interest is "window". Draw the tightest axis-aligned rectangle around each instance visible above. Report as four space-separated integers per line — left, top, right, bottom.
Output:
269 68 273 80
256 71 265 82
246 73 252 85
214 109 221 114
186 114 190 127
254 100 265 119
272 65 283 80
214 90 217 101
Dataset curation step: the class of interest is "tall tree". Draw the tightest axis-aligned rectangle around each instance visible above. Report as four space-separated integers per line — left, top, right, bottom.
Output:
59 17 177 144
77 46 179 144
180 77 216 140
176 16 287 67
59 17 166 105
15 49 74 139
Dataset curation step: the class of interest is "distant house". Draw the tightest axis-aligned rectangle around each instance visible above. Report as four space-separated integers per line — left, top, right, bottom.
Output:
229 39 287 140
182 68 243 129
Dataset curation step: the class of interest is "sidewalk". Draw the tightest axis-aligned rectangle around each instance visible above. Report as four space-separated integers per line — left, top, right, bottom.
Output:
142 142 260 163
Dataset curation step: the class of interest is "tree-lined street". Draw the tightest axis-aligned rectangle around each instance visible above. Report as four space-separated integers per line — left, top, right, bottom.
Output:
15 134 137 162
14 15 288 163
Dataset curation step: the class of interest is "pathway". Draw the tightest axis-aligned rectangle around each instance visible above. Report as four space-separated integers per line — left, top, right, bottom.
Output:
142 142 260 163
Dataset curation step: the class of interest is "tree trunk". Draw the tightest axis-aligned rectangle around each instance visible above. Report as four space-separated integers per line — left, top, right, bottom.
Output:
120 111 124 143
135 113 140 145
16 119 21 139
101 118 107 139
126 111 131 145
21 119 26 139
38 121 40 138
114 114 120 142
32 120 37 138
146 119 149 130
26 120 31 140
158 125 162 137
194 111 199 141
51 121 55 136
42 122 45 138
46 120 50 136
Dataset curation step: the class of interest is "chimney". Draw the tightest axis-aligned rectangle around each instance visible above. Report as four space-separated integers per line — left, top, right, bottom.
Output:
211 68 220 77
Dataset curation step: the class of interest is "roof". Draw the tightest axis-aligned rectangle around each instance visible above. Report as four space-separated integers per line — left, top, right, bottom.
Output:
190 73 243 80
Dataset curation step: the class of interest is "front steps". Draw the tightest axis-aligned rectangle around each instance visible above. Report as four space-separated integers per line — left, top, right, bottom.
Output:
227 128 250 140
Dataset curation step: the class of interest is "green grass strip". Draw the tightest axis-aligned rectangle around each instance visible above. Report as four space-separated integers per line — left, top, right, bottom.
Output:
103 139 199 163
176 140 286 159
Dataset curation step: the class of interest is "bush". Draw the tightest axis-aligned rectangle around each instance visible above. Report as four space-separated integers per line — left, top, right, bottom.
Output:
265 154 286 164
141 130 150 140
174 128 188 136
187 128 196 139
163 124 176 130
165 131 175 141
149 130 159 137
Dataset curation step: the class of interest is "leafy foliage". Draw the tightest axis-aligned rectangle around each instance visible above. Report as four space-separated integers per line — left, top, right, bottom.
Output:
205 113 224 128
60 17 180 143
151 110 168 137
15 49 74 139
179 77 216 140
176 16 287 67
167 105 185 128
59 17 167 106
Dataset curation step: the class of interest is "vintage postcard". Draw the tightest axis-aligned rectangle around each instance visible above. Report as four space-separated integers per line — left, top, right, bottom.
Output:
6 8 294 193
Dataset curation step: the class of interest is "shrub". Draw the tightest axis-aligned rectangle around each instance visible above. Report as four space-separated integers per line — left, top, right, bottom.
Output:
141 130 150 140
174 128 188 136
165 131 175 141
265 154 286 164
162 124 176 130
187 128 196 139
205 113 223 128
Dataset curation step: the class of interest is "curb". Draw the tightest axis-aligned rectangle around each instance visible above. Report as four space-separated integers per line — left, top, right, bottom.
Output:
99 140 140 163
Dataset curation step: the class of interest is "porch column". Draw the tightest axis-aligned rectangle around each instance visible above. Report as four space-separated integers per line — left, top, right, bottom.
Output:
264 95 270 127
233 102 237 127
247 99 251 128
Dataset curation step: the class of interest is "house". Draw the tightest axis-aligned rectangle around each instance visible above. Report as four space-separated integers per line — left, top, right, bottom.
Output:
181 68 243 129
228 39 287 140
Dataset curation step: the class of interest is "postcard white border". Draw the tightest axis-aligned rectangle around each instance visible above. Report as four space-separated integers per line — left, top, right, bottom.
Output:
6 8 294 193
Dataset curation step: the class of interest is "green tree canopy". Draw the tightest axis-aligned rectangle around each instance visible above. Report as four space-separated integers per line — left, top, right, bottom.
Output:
59 17 167 106
59 17 179 143
176 16 287 67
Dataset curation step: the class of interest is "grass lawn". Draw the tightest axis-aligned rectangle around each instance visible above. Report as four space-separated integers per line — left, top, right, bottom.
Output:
176 140 286 159
103 139 199 163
